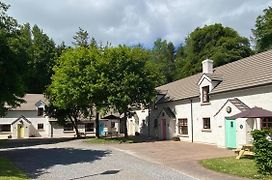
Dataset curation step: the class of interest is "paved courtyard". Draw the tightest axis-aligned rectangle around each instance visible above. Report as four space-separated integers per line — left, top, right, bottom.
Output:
0 139 193 180
111 140 244 180
0 138 245 180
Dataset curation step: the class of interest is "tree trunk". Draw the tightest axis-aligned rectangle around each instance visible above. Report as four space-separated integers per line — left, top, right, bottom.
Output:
95 112 100 138
74 119 80 138
124 112 128 138
69 116 80 138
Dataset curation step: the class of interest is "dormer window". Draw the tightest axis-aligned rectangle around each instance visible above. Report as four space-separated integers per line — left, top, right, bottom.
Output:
37 107 44 116
202 86 210 103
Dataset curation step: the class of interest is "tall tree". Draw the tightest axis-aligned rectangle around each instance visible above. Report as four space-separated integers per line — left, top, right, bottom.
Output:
102 46 157 137
46 47 104 137
20 23 57 93
150 38 176 84
252 6 272 52
72 27 90 47
56 41 68 57
0 2 28 116
30 25 56 93
175 23 253 79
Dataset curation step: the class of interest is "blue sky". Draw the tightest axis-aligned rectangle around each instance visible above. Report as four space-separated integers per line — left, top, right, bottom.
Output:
3 0 272 47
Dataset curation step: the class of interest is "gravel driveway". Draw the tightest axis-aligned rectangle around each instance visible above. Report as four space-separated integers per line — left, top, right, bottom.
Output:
0 139 193 180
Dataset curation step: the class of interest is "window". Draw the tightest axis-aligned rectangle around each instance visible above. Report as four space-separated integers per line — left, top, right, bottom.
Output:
178 119 188 135
85 123 94 132
37 123 44 130
0 124 11 132
37 107 44 116
202 86 210 103
261 117 272 129
63 124 73 132
203 118 211 129
154 119 158 128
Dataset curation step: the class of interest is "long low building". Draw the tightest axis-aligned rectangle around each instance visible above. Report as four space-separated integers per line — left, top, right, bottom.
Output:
0 94 97 139
150 49 272 148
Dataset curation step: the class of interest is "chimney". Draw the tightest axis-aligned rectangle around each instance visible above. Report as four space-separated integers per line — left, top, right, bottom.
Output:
202 59 213 74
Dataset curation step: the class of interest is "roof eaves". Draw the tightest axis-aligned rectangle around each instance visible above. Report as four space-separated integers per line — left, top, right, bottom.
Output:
157 95 199 104
210 82 272 95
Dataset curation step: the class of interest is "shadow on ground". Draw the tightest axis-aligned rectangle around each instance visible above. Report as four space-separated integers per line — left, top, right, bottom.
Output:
131 135 161 143
68 169 121 180
0 157 28 180
1 147 111 179
0 138 75 149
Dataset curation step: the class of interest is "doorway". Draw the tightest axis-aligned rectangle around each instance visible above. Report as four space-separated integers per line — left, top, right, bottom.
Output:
17 124 24 138
225 119 236 148
99 122 105 136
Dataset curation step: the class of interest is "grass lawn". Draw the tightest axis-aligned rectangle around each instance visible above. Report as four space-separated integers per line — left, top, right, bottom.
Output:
85 136 155 144
0 157 28 180
201 157 272 180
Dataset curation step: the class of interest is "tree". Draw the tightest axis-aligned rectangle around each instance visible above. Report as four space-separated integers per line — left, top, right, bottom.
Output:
0 2 28 116
46 47 104 137
56 41 68 57
72 27 90 47
150 38 176 84
22 24 57 93
102 46 157 137
175 24 253 79
252 6 272 52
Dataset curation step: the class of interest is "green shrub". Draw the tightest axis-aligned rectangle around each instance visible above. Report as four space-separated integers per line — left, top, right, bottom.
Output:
251 129 272 175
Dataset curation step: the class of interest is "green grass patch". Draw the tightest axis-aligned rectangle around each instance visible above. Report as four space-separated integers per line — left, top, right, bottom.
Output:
85 137 135 144
0 157 28 180
84 135 157 144
201 157 272 179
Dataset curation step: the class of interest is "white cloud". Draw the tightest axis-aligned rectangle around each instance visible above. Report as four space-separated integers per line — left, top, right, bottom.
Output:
3 0 272 47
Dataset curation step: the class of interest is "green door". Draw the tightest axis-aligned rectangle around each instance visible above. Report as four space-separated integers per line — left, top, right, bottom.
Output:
225 119 236 148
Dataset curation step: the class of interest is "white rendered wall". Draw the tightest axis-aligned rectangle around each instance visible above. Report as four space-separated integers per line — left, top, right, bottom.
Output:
127 109 149 136
152 84 272 147
0 110 51 139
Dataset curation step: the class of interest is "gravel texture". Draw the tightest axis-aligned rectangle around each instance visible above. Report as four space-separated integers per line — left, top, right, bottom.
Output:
0 139 194 180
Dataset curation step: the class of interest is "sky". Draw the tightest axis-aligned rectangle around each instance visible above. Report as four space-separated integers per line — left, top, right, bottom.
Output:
3 0 272 47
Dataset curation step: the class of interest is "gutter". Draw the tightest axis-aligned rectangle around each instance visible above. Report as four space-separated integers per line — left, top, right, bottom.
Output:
190 99 194 143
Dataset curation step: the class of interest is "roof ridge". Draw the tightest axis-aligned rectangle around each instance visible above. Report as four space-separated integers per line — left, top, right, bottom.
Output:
156 49 272 102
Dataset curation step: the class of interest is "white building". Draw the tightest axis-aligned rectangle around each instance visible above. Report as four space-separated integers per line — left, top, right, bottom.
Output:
0 94 96 139
150 50 272 148
127 109 149 136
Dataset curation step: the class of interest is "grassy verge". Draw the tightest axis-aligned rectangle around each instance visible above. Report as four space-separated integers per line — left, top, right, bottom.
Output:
200 157 272 180
85 136 135 144
84 135 156 144
0 157 28 180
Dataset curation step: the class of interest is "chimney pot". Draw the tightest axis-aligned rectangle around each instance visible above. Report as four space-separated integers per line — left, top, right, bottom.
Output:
202 59 213 74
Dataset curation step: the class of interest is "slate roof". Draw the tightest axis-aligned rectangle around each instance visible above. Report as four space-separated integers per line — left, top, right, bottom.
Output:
156 50 272 102
12 94 47 111
214 98 249 117
163 107 176 119
156 107 176 119
228 98 249 112
0 116 31 124
156 73 201 101
229 107 272 119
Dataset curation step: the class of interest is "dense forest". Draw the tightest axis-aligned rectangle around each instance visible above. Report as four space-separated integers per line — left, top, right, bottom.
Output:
1 1 272 118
